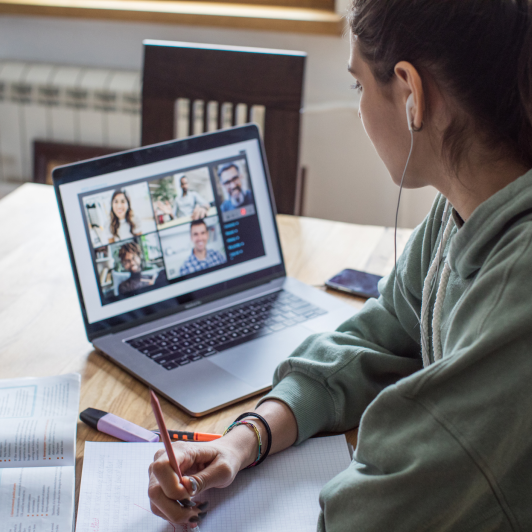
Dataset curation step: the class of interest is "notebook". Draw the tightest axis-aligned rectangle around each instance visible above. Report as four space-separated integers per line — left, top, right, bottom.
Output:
0 373 80 532
76 435 352 532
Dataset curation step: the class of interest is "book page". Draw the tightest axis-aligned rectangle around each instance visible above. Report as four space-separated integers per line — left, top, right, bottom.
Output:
0 374 80 468
76 435 351 532
0 465 75 532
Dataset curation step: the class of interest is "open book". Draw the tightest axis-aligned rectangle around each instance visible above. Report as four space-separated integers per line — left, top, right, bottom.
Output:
76 434 352 532
0 373 80 532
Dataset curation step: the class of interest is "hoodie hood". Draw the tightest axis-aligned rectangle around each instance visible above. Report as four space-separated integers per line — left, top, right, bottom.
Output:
449 168 532 279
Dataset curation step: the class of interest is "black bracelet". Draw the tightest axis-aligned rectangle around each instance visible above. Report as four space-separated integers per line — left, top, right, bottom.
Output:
234 412 272 467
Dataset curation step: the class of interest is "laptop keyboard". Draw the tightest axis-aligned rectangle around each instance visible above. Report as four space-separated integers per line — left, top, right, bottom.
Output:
126 291 326 371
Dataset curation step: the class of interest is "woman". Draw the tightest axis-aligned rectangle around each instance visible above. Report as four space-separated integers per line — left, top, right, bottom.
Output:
106 189 141 242
148 0 532 529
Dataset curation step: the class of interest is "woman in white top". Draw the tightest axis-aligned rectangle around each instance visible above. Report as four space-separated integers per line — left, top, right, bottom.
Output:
106 189 141 243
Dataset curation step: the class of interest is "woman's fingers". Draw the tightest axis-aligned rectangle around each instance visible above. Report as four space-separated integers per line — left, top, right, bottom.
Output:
151 456 189 500
149 500 166 519
149 475 208 527
148 478 196 524
154 448 166 461
152 443 225 496
148 442 237 526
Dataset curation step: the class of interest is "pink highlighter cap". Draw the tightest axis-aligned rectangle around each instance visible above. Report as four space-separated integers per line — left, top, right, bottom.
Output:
81 408 159 442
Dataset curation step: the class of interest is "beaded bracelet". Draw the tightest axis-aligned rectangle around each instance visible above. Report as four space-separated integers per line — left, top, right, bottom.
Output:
223 420 262 468
233 412 272 467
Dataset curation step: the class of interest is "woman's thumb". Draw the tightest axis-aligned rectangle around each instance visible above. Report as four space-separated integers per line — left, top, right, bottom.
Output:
183 456 234 496
182 475 199 496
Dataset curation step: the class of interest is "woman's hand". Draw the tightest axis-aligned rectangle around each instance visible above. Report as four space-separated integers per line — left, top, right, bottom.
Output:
147 427 257 526
148 400 298 527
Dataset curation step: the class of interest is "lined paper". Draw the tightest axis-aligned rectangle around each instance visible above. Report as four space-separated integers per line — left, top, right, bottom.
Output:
76 435 351 532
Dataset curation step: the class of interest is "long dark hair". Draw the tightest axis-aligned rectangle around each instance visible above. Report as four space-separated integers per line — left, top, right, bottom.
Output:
349 0 532 172
109 189 137 239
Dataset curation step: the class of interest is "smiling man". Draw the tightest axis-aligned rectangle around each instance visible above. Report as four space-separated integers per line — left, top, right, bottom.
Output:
117 240 166 296
179 220 226 276
218 163 253 212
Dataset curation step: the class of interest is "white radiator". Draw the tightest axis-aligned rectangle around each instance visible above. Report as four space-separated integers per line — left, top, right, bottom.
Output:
0 61 142 182
0 61 267 185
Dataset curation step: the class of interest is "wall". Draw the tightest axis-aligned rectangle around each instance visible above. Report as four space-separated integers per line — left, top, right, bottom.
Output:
0 14 437 228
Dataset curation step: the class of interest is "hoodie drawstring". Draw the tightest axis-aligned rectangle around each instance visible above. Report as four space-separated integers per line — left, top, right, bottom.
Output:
420 204 454 366
432 261 452 362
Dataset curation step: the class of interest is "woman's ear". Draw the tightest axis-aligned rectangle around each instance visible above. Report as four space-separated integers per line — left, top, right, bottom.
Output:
394 61 425 131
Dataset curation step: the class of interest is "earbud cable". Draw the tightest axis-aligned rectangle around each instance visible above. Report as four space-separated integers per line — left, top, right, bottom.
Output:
394 129 451 361
393 129 431 356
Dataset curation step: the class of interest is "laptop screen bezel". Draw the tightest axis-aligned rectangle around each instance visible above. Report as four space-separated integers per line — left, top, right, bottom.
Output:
53 125 286 341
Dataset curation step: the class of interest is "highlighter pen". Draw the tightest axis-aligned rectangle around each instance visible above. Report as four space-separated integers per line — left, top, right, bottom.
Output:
80 408 159 443
80 408 222 443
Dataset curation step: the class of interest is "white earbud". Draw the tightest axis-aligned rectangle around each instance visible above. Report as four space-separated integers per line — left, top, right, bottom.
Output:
406 94 414 131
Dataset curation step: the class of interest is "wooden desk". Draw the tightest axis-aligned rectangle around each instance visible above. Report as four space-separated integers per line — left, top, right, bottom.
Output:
0 183 412 506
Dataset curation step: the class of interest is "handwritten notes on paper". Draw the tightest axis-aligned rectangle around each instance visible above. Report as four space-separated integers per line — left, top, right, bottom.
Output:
77 435 351 532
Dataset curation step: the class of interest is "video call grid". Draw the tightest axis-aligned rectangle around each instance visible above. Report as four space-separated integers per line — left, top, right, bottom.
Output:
78 154 266 307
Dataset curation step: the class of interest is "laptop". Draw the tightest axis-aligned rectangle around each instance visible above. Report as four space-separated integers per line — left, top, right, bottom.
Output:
53 124 356 416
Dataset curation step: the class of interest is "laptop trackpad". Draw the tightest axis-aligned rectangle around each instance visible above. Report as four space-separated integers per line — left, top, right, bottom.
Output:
209 327 312 389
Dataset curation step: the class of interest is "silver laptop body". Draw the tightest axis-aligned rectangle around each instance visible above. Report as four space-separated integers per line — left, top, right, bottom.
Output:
54 125 355 416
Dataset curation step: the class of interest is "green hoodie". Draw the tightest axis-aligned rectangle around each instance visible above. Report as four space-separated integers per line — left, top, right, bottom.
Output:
260 169 532 531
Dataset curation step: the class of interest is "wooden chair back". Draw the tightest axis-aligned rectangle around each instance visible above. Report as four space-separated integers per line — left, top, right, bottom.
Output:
141 40 306 215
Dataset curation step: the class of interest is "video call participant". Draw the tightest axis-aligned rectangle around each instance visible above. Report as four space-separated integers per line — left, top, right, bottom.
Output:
155 176 210 221
107 189 141 243
179 220 226 276
117 241 166 296
218 163 253 212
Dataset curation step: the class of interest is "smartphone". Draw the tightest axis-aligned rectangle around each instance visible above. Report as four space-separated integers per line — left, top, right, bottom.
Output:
325 268 383 299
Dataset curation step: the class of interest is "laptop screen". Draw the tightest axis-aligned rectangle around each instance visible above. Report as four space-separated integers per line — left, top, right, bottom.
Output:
54 126 284 339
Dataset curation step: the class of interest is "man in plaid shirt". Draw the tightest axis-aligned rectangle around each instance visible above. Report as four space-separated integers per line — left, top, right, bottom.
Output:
179 219 226 276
